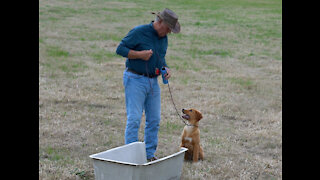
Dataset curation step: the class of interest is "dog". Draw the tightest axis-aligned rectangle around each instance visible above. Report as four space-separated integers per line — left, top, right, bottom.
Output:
179 108 204 162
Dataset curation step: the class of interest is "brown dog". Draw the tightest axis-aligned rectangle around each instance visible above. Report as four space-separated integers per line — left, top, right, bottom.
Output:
180 108 204 162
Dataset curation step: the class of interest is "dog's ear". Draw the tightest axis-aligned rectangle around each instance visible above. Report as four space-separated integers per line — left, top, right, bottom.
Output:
195 110 203 121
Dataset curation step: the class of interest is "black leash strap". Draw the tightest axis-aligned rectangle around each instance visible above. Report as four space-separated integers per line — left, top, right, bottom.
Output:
167 81 197 127
152 40 197 127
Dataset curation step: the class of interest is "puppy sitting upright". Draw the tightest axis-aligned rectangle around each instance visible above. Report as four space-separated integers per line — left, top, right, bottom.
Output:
180 108 204 162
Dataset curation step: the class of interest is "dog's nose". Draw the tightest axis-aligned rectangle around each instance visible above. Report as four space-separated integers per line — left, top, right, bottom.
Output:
182 109 185 113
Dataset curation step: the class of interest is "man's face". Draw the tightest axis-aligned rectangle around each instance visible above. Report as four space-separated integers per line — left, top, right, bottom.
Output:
157 21 171 37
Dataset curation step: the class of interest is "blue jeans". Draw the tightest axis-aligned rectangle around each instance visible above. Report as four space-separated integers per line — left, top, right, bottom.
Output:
123 69 161 159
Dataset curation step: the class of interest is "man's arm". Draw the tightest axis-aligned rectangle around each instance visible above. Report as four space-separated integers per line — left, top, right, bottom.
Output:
116 27 153 61
128 49 153 61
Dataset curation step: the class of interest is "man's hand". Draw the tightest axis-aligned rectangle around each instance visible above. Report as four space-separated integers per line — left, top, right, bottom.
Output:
128 49 153 61
140 49 153 61
164 67 171 80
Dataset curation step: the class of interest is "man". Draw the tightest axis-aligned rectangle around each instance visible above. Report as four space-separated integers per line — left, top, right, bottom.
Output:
116 8 180 161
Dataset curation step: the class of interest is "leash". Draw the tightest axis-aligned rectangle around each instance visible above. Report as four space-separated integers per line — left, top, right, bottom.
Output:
166 81 198 127
146 59 197 127
148 37 197 127
145 61 154 96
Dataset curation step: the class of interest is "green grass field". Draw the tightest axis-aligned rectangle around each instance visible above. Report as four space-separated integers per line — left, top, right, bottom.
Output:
39 0 282 179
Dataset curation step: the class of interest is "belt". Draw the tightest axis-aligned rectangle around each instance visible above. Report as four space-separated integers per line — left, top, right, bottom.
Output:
127 68 158 78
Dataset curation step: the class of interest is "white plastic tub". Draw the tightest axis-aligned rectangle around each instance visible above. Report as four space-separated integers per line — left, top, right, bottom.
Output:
89 142 188 180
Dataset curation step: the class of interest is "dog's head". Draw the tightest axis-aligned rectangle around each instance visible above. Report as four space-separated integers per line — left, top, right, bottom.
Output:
182 108 203 123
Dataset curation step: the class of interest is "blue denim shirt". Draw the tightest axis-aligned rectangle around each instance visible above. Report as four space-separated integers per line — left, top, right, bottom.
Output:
116 21 168 76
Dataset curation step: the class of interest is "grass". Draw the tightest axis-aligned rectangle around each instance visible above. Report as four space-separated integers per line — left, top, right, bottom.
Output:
46 46 70 57
229 77 257 90
39 0 281 179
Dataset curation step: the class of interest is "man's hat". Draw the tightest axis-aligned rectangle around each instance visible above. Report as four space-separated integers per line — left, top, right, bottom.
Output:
153 8 180 33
